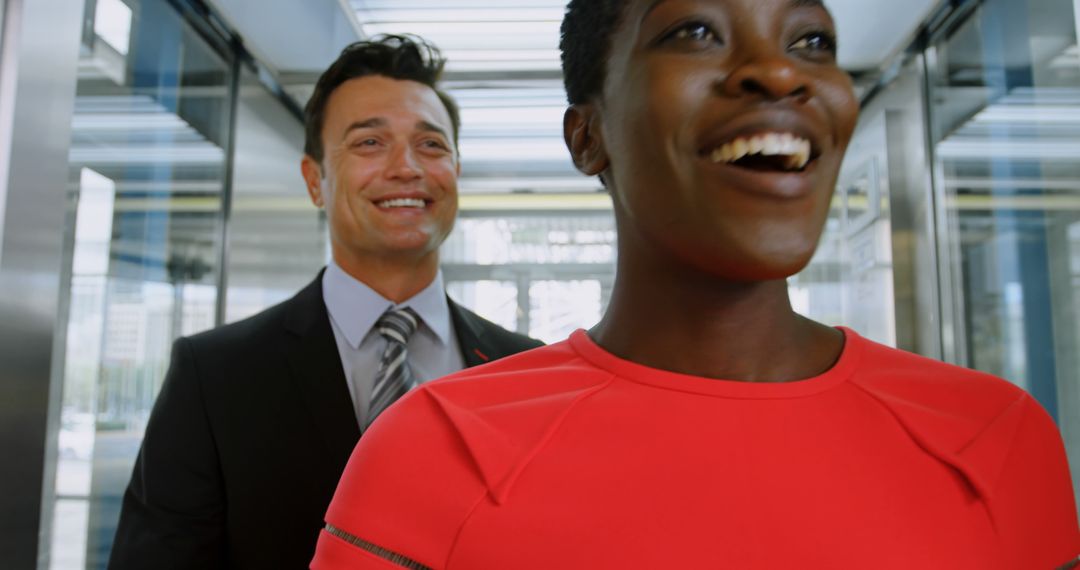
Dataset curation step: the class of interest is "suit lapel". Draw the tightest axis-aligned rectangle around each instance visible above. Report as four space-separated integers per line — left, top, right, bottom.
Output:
449 298 498 367
283 272 361 460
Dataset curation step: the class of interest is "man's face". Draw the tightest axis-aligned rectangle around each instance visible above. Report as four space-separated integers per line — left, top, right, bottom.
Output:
302 75 460 267
582 0 858 281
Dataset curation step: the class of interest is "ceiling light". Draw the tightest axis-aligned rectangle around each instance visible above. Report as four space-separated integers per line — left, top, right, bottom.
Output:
936 138 1080 160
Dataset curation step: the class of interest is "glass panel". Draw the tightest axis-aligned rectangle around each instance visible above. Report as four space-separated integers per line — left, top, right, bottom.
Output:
224 68 319 324
792 118 897 347
529 280 602 344
48 0 234 566
442 213 616 266
442 211 616 340
926 0 1080 507
445 280 518 332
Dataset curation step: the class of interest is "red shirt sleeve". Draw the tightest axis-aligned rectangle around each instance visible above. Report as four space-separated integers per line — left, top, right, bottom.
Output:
995 396 1080 568
310 387 490 570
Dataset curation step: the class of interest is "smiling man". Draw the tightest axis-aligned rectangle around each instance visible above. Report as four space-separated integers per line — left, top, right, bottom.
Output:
108 35 541 570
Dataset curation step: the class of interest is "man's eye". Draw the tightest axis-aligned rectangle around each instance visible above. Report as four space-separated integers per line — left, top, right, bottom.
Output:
790 32 837 54
661 22 720 45
349 137 379 148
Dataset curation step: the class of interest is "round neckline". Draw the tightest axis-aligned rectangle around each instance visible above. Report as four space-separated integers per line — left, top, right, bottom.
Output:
568 327 862 399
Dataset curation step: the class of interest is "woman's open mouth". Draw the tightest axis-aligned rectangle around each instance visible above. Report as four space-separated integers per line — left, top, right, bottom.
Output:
702 132 816 173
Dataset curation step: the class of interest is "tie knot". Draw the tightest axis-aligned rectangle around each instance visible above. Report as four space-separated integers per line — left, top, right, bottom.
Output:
376 307 419 345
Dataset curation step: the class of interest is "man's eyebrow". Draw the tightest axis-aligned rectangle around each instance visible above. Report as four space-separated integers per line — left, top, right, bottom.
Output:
341 118 385 140
417 120 450 140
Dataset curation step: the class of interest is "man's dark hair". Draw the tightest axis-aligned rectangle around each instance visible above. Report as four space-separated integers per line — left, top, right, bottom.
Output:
560 0 631 105
303 34 460 163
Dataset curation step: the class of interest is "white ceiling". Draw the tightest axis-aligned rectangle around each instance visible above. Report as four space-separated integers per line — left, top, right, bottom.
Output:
825 0 941 70
203 0 361 73
207 0 946 76
203 0 949 195
348 0 945 74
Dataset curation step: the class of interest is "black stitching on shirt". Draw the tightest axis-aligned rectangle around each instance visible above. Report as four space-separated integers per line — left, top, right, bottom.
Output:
324 523 433 570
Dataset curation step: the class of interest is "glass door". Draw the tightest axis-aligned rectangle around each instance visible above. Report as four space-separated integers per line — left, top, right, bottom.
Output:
48 0 234 566
926 0 1080 505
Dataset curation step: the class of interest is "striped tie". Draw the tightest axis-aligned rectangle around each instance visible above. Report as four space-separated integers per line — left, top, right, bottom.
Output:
366 307 420 429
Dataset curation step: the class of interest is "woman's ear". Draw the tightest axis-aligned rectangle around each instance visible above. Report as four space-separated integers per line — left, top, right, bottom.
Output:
563 104 609 177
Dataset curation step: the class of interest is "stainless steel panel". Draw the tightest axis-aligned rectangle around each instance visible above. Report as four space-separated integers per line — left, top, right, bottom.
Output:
866 56 944 358
923 45 970 367
0 0 84 569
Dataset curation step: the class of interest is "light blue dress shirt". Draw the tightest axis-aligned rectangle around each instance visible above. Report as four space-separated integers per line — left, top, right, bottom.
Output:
321 261 464 427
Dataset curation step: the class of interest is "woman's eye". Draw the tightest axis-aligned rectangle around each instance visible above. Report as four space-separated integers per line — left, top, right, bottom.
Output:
661 22 720 45
790 32 837 55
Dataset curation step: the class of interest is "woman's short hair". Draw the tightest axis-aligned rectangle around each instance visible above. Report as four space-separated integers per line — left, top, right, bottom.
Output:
560 0 631 105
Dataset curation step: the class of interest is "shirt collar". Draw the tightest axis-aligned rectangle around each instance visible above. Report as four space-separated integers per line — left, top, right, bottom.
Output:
322 260 453 349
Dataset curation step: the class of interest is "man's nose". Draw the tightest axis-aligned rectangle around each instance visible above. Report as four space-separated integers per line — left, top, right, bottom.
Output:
384 146 423 180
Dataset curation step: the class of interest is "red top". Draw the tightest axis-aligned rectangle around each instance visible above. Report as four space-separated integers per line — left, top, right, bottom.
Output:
312 328 1080 569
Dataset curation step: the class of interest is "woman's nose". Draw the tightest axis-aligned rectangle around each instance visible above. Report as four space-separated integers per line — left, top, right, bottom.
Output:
721 52 812 102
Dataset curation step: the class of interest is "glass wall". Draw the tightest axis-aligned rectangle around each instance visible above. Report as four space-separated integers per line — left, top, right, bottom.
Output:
46 0 243 566
223 67 320 324
442 211 616 344
792 113 898 348
926 0 1080 498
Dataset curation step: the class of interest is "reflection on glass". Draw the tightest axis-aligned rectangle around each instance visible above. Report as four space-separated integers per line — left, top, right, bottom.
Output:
927 0 1080 508
446 280 518 332
94 0 132 56
792 119 896 347
442 212 615 339
529 280 601 344
223 68 316 324
442 214 616 265
48 0 233 566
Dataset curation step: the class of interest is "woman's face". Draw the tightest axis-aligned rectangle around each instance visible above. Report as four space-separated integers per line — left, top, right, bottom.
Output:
591 0 859 281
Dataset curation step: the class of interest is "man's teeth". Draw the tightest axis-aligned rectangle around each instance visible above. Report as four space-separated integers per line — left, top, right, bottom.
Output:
709 133 812 170
377 198 426 208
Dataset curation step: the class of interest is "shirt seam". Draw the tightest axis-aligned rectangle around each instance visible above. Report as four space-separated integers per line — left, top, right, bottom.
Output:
441 487 490 570
441 372 618 568
975 393 1030 536
494 372 618 502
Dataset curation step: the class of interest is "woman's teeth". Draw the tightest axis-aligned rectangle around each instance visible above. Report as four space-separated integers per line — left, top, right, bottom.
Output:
709 132 812 171
377 198 426 208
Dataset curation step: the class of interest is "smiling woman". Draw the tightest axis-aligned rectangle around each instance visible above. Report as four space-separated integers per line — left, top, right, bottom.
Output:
310 1 1080 568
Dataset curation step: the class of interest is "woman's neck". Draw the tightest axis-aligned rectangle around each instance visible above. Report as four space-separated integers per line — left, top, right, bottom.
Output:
592 244 842 383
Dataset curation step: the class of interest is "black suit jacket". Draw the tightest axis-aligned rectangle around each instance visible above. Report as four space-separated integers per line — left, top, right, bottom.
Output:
108 273 542 569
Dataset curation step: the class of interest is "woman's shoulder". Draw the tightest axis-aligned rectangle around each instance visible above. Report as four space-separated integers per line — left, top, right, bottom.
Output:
318 339 617 568
845 329 1027 419
845 330 1079 563
843 329 1043 497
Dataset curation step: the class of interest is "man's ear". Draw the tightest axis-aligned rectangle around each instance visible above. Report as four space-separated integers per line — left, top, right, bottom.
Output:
563 104 609 177
300 155 325 208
